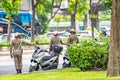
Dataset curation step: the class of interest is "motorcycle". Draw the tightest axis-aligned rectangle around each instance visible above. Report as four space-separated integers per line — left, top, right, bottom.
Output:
29 44 71 72
62 45 71 68
62 53 71 68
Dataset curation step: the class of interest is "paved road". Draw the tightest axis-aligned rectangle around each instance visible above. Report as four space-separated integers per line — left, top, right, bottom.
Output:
0 53 64 76
0 54 32 75
0 45 67 76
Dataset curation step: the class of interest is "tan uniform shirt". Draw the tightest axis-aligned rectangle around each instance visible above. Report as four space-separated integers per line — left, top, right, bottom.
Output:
68 34 79 44
50 36 63 47
10 39 33 55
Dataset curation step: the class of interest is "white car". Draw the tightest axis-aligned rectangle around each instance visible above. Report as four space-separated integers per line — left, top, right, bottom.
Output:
78 30 99 38
0 33 31 42
61 32 70 38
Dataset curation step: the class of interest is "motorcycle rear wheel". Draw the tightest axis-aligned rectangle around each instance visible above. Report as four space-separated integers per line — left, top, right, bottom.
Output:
63 62 71 68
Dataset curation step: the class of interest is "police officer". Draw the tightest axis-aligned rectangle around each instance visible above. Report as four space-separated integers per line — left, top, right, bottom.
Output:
67 29 79 44
10 33 34 74
49 31 64 52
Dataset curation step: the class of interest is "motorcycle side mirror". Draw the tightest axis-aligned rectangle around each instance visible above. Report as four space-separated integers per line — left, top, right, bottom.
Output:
35 46 41 50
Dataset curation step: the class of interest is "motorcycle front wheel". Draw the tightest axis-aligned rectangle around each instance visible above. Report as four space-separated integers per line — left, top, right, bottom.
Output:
29 64 39 72
29 65 35 72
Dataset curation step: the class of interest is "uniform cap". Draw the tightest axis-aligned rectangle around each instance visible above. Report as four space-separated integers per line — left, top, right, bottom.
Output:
15 33 20 38
70 29 75 33
53 31 58 36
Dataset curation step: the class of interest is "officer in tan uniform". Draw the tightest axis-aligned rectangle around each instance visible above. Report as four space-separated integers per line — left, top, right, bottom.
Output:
67 29 79 45
49 31 64 52
10 33 34 74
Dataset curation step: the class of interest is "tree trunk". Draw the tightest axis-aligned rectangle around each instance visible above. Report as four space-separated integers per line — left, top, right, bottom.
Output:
89 0 100 40
70 0 78 29
94 11 99 30
91 19 95 39
31 0 35 42
107 0 120 77
7 19 12 42
71 14 75 29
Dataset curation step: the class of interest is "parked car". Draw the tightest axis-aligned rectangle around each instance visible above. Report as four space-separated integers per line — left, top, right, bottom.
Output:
78 30 99 38
0 33 31 42
37 31 70 39
61 32 70 38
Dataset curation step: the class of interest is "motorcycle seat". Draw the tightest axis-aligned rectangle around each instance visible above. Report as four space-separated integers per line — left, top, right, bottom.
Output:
42 53 55 61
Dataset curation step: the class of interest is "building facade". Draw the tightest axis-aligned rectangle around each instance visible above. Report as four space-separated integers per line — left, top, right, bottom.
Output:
20 0 35 11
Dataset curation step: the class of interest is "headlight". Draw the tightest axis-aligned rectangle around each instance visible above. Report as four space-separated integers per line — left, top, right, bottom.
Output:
31 61 37 66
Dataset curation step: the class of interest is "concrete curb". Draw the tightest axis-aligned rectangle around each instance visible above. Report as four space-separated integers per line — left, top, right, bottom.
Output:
0 50 34 57
0 45 49 52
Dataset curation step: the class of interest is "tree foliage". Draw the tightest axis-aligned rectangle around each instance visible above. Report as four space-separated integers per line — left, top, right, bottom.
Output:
1 0 21 42
36 0 62 32
100 0 112 10
98 11 111 21
36 0 90 30
1 0 21 19
68 0 90 20
54 14 71 22
36 0 52 30
36 0 52 15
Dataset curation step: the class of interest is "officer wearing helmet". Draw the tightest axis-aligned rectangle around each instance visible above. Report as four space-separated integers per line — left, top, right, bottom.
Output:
49 31 64 52
67 29 79 44
10 33 34 74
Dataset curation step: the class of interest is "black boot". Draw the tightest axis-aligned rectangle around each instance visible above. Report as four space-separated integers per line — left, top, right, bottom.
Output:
16 69 19 74
19 69 22 73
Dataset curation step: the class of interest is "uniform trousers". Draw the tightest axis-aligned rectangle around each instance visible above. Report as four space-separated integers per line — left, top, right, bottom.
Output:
13 51 22 70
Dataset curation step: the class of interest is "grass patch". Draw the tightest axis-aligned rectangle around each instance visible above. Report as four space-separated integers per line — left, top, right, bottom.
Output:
0 68 120 80
0 42 10 47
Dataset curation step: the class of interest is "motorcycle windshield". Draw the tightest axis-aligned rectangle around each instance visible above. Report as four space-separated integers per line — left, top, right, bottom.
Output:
32 47 42 58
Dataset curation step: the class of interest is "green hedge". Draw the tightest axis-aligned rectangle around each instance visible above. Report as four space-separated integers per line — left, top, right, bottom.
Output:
0 38 68 47
0 42 10 47
67 39 109 71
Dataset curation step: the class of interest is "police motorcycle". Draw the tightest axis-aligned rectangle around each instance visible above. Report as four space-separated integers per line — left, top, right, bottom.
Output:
29 44 70 72
62 44 71 68
62 53 71 68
